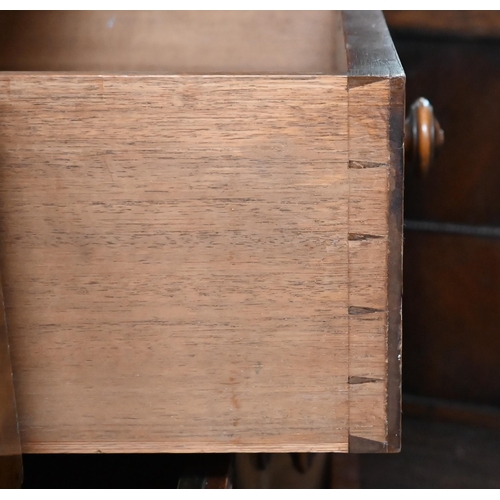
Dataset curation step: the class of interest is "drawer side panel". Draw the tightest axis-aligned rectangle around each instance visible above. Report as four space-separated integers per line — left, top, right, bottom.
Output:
0 74 350 453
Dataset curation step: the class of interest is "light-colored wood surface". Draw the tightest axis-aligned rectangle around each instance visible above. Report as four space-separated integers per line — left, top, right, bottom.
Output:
0 11 403 453
0 74 351 453
347 80 391 448
0 11 345 75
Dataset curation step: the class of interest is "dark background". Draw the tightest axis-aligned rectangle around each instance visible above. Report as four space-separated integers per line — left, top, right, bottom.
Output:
358 9 500 489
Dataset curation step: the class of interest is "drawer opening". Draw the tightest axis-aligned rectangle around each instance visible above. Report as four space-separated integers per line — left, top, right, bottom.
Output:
0 11 347 75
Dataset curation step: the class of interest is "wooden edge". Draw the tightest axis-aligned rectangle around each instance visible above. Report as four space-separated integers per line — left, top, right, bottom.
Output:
343 11 405 453
341 11 405 78
0 272 23 488
21 442 349 454
386 75 405 453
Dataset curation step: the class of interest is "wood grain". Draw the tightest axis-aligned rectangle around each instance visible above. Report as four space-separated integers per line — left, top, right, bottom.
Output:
0 74 350 453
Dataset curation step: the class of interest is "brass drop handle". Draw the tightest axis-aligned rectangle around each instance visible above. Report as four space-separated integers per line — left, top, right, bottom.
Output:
404 97 444 176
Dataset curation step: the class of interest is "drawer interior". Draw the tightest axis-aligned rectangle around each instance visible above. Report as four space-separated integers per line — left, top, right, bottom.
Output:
0 10 402 454
0 11 346 75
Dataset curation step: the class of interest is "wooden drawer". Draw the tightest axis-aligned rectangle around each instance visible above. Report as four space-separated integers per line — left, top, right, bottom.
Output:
0 11 404 454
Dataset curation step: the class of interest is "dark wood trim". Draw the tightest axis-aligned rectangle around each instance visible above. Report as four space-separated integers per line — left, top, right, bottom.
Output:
386 75 405 453
342 11 405 78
